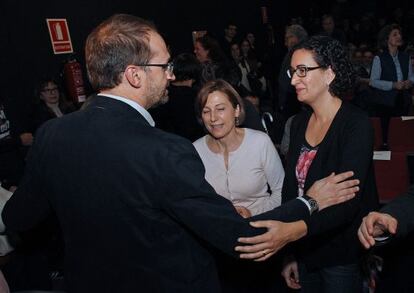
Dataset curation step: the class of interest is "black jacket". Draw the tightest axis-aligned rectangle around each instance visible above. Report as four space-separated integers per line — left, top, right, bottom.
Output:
381 184 414 238
283 102 379 270
3 95 310 292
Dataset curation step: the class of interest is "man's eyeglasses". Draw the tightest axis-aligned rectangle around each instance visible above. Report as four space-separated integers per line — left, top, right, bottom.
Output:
41 87 58 94
287 65 324 78
137 62 174 75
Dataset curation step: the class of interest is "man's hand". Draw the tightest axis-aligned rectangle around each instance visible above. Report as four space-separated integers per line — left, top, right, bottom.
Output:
235 220 307 261
281 257 301 289
358 211 398 249
234 206 252 218
307 171 359 211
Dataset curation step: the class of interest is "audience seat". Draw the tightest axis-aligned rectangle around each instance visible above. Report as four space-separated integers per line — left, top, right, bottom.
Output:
408 152 414 185
371 116 414 202
388 117 414 151
370 117 382 151
374 151 410 203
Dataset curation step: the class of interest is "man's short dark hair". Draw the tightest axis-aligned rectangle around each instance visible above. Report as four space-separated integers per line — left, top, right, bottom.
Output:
85 14 156 91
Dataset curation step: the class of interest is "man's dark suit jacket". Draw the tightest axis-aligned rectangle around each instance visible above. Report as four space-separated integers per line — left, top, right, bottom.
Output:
2 95 310 293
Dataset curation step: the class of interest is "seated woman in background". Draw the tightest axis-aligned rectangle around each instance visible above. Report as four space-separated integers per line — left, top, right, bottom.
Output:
193 79 284 217
193 79 285 292
231 41 266 98
32 77 75 131
239 38 266 97
194 35 240 85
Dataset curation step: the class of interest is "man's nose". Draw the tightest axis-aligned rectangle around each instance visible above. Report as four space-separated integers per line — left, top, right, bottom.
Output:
167 72 175 81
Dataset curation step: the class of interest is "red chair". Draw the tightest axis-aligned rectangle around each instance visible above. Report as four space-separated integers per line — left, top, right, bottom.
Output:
388 117 414 151
374 151 410 203
370 117 383 151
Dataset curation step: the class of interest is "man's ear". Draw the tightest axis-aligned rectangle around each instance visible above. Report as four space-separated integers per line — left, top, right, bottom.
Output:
124 65 143 88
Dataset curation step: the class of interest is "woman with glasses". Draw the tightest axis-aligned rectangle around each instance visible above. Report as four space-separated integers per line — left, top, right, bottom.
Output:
279 36 378 292
32 77 75 132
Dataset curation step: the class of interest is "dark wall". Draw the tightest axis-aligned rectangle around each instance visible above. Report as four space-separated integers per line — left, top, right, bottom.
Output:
1 0 263 103
3 0 412 104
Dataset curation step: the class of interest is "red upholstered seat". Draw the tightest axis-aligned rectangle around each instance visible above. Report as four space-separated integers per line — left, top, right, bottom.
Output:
371 117 413 202
374 151 410 203
370 117 383 151
388 117 414 151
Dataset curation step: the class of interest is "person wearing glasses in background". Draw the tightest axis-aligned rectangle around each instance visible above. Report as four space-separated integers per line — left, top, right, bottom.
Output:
32 77 76 132
266 36 378 292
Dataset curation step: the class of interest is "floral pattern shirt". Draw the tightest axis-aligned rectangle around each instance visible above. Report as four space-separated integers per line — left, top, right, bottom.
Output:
296 142 318 197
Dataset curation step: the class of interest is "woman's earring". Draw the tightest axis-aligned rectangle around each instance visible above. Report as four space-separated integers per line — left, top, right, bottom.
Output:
235 117 240 126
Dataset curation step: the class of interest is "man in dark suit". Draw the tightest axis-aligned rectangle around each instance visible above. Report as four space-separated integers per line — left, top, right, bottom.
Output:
2 14 359 293
358 185 414 248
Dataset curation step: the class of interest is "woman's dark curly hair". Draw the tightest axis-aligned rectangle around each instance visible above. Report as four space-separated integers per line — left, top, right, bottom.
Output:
292 35 356 98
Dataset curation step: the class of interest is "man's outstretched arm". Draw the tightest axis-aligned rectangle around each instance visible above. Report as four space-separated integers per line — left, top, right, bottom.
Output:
235 171 359 260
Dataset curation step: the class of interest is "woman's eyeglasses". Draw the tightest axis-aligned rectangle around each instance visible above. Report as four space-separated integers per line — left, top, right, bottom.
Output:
41 87 58 94
287 65 324 78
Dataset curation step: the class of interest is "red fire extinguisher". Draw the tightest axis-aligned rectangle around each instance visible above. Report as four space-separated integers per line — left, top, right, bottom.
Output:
63 56 86 104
